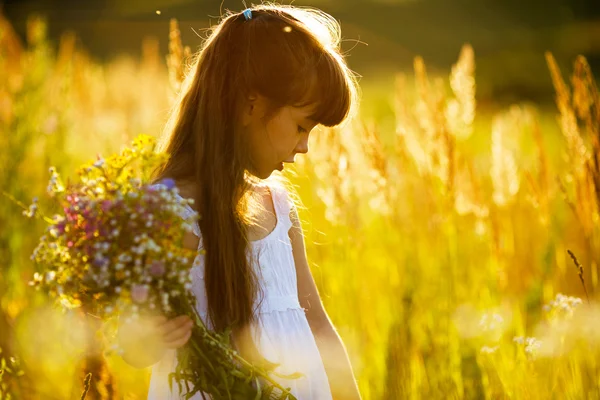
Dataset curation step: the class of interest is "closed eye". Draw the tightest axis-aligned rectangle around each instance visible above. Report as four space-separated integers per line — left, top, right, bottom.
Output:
298 125 307 134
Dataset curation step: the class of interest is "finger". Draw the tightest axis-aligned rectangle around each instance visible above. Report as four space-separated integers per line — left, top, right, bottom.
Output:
164 329 192 349
163 320 194 343
151 315 168 327
159 315 192 334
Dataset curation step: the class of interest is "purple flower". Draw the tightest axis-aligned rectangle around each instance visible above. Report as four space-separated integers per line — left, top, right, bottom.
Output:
149 260 166 277
55 221 66 235
101 200 112 212
131 284 149 304
92 256 108 268
159 178 176 190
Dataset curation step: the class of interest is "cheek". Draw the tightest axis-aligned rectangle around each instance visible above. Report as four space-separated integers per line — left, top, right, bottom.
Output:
265 118 295 155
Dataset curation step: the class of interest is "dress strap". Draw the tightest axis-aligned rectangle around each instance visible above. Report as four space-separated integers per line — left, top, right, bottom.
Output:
268 183 293 232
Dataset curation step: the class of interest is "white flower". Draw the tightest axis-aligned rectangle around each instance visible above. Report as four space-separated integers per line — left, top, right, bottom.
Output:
480 345 499 354
513 336 524 345
524 337 542 356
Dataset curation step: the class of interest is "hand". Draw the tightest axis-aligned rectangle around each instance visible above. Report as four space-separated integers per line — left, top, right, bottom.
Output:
155 314 195 349
118 313 194 368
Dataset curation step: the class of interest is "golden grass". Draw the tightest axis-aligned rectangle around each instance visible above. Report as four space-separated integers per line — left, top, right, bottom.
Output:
1 15 600 399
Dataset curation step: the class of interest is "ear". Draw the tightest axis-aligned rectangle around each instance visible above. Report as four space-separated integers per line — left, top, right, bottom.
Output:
241 93 269 128
241 93 259 128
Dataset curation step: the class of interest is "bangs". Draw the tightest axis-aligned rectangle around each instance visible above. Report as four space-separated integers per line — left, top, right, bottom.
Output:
294 52 354 127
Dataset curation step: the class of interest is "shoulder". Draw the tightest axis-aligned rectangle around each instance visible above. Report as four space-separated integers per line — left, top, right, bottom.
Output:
175 180 200 213
263 180 300 230
265 180 295 208
182 230 200 251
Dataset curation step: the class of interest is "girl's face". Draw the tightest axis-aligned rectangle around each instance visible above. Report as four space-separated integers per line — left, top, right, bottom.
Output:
242 95 318 179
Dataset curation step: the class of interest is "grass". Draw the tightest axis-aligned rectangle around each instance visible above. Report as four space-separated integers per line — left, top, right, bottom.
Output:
1 13 600 399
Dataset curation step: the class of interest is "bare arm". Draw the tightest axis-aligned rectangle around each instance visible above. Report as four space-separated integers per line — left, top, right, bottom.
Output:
289 207 362 400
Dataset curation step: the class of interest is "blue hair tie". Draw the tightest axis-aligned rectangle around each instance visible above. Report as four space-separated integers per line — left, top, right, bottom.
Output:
242 8 252 21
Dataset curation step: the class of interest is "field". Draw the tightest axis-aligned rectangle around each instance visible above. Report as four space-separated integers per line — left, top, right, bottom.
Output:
1 14 600 400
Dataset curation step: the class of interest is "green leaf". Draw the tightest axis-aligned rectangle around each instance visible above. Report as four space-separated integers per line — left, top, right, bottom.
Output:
254 376 262 400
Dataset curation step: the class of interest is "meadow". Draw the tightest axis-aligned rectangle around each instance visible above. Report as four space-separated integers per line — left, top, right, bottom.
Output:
1 13 599 400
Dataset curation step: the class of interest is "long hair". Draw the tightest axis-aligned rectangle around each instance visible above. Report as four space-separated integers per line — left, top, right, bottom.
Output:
152 4 359 336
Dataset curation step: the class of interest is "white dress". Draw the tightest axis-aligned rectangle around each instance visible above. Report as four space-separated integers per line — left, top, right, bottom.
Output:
147 183 332 400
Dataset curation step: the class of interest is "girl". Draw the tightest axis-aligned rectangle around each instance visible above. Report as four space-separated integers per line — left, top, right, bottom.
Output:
118 4 361 399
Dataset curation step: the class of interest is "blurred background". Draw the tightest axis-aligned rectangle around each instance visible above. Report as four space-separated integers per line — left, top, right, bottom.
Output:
1 0 600 399
3 0 600 106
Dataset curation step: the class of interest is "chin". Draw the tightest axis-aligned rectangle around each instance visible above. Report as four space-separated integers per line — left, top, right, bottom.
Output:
247 168 273 180
259 170 275 179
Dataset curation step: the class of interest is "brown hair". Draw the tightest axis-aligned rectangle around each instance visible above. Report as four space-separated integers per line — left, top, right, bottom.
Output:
152 4 359 336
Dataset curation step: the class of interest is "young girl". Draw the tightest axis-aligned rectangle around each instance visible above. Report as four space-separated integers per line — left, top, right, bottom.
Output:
118 4 361 399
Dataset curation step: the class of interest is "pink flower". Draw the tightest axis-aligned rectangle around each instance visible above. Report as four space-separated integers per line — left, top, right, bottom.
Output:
131 284 149 303
101 200 112 212
149 260 166 277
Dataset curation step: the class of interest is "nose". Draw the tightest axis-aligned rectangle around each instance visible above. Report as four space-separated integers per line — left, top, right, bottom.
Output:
295 136 309 154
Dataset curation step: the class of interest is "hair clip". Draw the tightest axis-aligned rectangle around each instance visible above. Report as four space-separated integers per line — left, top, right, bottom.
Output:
242 8 252 21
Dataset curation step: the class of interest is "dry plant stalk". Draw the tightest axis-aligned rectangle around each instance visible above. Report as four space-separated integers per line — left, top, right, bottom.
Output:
167 19 192 95
394 44 475 205
80 372 92 400
567 249 590 304
546 53 600 242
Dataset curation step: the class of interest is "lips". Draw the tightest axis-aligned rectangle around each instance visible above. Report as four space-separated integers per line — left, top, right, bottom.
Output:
276 159 295 172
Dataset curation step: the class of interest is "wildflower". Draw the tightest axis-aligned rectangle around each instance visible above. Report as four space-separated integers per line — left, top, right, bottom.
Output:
45 271 56 282
159 178 176 189
524 337 542 357
513 336 525 345
92 255 108 268
46 167 65 196
479 312 504 332
22 197 39 218
149 260 166 277
514 336 542 359
544 293 583 319
480 345 499 354
117 253 131 263
131 284 149 304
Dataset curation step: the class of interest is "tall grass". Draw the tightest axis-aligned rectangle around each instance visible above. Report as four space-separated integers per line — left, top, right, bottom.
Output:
1 13 599 399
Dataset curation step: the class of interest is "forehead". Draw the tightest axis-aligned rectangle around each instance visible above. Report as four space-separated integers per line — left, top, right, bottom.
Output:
289 103 317 123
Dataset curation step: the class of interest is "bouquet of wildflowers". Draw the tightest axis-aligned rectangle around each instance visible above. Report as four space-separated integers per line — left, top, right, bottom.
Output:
12 135 297 399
